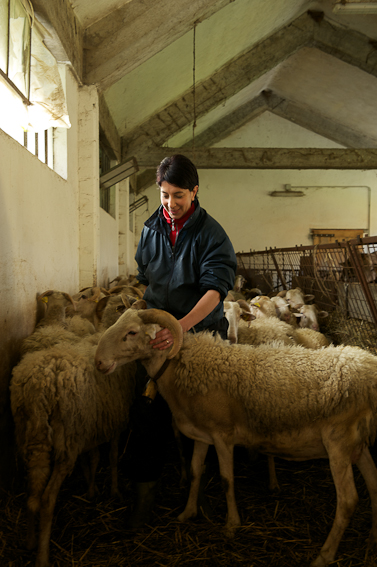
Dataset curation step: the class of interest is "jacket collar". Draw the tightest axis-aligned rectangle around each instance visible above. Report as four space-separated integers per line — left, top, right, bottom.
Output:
145 197 201 233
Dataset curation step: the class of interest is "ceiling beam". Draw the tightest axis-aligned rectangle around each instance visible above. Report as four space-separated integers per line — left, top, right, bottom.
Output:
264 90 377 148
134 86 377 193
134 148 377 170
121 12 311 159
32 0 84 83
122 12 377 161
313 17 377 79
84 0 233 92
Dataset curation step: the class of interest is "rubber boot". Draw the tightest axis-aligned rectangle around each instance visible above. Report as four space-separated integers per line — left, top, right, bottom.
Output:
126 481 157 528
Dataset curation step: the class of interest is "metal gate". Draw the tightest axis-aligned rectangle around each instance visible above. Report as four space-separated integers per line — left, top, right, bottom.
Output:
236 236 377 352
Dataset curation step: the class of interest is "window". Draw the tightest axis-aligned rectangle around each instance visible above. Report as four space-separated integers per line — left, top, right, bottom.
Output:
0 0 70 176
0 0 31 100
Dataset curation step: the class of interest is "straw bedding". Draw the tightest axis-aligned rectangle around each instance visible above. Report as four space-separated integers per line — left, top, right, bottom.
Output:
1 429 377 567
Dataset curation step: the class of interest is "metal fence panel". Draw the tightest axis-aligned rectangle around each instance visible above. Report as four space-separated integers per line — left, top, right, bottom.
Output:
236 236 377 353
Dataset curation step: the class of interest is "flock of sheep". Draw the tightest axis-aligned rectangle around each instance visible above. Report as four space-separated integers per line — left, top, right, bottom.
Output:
9 275 377 567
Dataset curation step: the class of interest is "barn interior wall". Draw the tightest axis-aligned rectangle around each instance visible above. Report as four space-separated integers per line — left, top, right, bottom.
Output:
137 112 377 256
0 68 81 487
0 67 129 488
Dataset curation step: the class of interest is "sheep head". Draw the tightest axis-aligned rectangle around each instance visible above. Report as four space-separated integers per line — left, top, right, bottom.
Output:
95 305 183 374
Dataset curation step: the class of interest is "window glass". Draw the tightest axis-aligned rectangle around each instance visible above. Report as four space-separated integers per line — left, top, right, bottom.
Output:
0 0 8 72
8 0 30 96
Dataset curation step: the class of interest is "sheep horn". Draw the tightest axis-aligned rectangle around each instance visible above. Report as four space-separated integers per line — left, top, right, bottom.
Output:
138 309 183 359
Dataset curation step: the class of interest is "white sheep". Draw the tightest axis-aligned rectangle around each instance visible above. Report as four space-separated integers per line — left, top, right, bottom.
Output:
278 286 315 309
21 290 95 355
293 303 329 331
95 306 377 567
10 295 137 567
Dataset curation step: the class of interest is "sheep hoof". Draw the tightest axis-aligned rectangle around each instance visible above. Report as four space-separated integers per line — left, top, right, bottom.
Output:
178 508 197 522
223 524 237 538
310 553 329 567
110 489 123 500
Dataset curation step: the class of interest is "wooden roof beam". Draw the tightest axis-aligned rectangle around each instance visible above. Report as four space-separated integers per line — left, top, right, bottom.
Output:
134 148 377 170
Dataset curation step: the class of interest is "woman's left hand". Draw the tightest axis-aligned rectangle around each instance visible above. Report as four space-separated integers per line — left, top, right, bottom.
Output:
150 328 174 350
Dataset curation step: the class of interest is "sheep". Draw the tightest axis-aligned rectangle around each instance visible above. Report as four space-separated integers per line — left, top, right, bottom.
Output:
10 294 137 567
95 306 377 567
293 327 330 349
278 287 315 309
20 290 123 355
270 295 298 327
247 295 279 319
21 290 95 355
223 300 254 344
225 275 261 302
293 303 329 331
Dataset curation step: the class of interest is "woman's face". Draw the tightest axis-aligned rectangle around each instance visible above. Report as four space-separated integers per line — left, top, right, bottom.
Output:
160 181 198 220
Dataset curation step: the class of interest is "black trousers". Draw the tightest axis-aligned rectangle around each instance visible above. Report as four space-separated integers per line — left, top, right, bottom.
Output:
126 317 229 483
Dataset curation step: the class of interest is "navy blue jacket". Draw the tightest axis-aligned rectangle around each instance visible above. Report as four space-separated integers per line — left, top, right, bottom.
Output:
135 199 237 331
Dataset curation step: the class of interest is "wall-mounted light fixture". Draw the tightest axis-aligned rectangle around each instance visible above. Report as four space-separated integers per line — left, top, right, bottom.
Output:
269 184 305 197
100 157 139 190
333 1 377 14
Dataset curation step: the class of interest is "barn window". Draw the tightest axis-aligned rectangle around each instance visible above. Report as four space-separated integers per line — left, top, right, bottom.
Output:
0 0 70 177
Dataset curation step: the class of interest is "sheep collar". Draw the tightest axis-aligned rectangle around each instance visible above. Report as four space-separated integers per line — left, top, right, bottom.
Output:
149 358 171 383
143 359 172 401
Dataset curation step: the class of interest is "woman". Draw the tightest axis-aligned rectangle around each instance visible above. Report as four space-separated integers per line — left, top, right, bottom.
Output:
127 154 237 527
136 153 236 343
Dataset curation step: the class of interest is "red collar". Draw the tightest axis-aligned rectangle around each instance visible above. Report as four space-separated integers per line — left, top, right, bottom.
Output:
163 202 195 245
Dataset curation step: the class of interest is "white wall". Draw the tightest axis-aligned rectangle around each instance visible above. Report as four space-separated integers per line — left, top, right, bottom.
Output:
0 68 80 486
136 112 377 254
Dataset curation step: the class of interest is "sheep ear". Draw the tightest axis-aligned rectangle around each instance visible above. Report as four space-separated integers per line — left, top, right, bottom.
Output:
145 324 162 340
62 292 75 307
131 299 147 310
293 313 303 319
318 310 329 319
241 312 255 322
38 290 54 302
277 290 287 298
138 308 183 359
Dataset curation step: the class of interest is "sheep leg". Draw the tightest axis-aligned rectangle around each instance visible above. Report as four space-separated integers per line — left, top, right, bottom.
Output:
268 456 280 492
80 448 100 499
26 449 51 551
171 418 188 488
355 446 377 547
178 440 208 522
311 456 358 567
36 463 69 567
214 438 240 537
109 437 122 498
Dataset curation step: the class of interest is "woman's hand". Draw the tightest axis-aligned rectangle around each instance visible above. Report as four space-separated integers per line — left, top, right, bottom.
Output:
150 328 175 350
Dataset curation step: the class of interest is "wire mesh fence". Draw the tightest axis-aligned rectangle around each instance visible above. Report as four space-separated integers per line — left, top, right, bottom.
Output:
236 235 377 353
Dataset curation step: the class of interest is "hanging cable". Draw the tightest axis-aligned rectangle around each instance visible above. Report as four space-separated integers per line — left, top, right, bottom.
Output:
192 22 197 155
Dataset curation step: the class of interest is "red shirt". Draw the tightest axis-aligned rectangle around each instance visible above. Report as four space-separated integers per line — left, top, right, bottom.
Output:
162 202 195 246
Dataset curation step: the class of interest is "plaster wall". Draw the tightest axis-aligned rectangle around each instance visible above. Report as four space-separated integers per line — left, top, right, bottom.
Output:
136 112 377 255
0 68 80 487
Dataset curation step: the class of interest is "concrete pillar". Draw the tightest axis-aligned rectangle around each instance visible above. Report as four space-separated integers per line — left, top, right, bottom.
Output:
78 85 100 288
118 178 130 276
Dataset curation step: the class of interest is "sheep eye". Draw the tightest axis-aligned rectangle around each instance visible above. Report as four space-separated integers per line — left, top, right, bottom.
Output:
128 331 137 336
